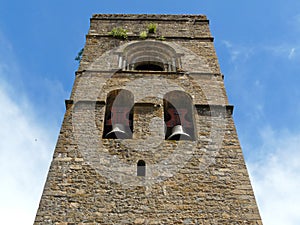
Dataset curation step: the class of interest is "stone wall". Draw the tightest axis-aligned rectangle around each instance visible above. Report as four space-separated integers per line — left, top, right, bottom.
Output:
34 14 262 224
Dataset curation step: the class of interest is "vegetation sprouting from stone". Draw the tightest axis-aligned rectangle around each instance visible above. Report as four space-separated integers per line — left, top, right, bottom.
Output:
75 48 83 62
156 35 165 41
109 27 128 39
147 23 157 33
139 31 147 39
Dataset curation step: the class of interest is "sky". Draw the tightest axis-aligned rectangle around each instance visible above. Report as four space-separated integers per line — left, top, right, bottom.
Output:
0 0 300 224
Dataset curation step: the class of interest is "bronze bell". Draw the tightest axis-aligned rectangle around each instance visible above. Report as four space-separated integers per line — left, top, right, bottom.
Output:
167 125 191 140
105 123 129 139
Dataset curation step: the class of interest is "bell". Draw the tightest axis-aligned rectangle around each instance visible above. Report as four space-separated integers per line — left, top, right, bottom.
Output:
105 123 129 139
167 125 191 140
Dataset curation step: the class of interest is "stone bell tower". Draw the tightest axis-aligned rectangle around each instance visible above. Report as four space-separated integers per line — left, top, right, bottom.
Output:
34 14 262 224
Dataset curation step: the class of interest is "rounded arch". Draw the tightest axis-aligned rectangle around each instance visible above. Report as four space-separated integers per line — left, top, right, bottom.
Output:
106 89 134 107
163 91 195 140
121 41 181 72
137 160 146 176
103 89 134 139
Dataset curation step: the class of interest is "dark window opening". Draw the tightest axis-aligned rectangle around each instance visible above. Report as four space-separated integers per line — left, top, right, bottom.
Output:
134 61 164 71
163 91 195 141
103 90 134 139
137 160 146 176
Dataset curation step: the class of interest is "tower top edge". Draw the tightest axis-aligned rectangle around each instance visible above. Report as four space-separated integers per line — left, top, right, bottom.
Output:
91 14 208 21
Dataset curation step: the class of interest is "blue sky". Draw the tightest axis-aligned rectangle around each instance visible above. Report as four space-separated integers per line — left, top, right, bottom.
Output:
0 0 300 224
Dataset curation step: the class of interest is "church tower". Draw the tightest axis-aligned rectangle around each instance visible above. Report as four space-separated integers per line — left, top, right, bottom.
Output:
34 14 262 224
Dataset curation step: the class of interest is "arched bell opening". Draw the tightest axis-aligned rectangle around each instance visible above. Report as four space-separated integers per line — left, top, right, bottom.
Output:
137 160 146 176
103 89 134 139
163 91 195 141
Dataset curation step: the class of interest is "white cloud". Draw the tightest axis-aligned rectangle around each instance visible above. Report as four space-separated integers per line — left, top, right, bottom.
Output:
221 40 254 63
264 44 298 60
0 31 57 225
288 48 296 59
222 39 299 63
248 127 300 225
0 79 55 225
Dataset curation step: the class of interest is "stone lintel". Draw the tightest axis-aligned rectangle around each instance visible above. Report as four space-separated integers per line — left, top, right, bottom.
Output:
75 70 222 77
66 100 106 109
195 104 234 116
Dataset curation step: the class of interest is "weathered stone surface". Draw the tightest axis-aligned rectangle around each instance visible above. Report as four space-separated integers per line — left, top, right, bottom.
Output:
34 14 262 225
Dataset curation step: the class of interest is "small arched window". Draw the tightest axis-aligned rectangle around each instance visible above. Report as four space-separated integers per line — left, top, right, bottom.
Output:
120 41 182 72
103 89 134 139
163 91 195 140
137 160 146 176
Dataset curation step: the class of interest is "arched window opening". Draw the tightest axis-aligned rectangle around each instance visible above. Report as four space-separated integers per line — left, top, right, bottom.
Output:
137 160 146 176
120 41 182 72
134 61 164 71
103 89 134 139
163 91 195 141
